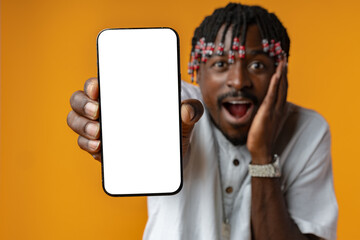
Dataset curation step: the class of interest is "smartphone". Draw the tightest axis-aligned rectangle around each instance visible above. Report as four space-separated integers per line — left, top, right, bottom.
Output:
97 28 182 196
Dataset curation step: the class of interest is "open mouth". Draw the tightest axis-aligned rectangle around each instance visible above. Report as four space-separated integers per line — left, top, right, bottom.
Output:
223 100 252 119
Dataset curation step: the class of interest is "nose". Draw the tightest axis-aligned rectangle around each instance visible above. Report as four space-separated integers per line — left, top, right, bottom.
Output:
226 63 252 90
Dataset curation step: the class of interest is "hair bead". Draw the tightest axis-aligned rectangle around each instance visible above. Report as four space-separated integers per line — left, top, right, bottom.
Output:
228 50 235 64
239 45 245 59
262 39 269 52
232 37 240 51
206 42 215 57
216 42 225 56
269 39 275 57
275 41 282 55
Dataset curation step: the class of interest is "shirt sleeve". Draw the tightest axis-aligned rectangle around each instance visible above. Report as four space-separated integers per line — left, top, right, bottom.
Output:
283 124 338 240
181 80 201 101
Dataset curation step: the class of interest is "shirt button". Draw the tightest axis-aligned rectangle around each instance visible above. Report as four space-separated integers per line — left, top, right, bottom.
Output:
233 159 239 166
225 187 233 194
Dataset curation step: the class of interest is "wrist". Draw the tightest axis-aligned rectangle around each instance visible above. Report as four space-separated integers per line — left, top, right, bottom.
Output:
250 154 273 165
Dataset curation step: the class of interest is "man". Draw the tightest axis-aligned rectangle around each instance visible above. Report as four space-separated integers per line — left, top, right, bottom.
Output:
67 3 338 240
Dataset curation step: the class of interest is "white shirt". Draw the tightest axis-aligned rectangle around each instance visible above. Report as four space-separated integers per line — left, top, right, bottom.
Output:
143 81 338 240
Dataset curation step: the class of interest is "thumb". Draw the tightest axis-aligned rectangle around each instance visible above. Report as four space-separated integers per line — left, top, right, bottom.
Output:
181 99 204 126
181 99 204 156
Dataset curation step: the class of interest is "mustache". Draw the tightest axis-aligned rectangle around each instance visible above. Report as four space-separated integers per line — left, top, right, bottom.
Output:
217 90 259 108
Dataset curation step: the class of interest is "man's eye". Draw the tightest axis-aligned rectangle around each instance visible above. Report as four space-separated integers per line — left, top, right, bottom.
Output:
249 61 265 70
213 61 227 69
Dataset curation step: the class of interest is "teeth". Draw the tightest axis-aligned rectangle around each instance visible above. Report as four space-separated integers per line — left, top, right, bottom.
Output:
228 100 251 104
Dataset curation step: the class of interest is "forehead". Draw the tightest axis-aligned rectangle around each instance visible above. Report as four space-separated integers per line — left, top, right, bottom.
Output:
214 24 263 49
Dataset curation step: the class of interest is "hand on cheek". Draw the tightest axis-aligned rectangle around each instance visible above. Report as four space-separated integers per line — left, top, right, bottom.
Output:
246 55 288 163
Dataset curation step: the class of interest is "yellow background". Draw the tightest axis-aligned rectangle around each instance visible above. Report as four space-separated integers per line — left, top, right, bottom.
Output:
1 0 359 239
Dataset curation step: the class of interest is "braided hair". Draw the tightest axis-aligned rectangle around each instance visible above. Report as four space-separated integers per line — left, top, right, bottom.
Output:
188 3 290 82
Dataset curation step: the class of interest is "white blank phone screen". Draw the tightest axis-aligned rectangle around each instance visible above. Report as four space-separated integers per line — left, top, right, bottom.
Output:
97 28 181 196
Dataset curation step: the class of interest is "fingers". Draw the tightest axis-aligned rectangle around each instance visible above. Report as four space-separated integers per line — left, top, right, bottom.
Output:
276 55 288 110
78 136 101 153
92 153 102 162
181 99 204 156
70 91 99 120
67 110 100 140
68 110 102 161
84 78 99 100
69 78 99 120
262 55 287 109
68 78 101 162
78 136 102 162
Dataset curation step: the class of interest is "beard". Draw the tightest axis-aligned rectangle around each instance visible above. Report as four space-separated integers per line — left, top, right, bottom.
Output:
208 111 249 146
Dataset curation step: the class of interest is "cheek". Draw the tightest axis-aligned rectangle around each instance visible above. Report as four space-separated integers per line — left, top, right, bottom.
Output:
259 81 271 101
199 74 223 115
252 73 273 103
200 82 217 111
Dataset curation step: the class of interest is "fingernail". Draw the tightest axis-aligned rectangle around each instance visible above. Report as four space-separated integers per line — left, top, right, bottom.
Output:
89 140 100 151
88 82 95 94
84 102 98 118
85 123 99 137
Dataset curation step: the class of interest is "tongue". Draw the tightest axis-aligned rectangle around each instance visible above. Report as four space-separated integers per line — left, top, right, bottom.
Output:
227 104 248 118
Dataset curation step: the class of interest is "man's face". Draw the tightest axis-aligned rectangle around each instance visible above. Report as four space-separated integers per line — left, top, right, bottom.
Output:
198 24 276 145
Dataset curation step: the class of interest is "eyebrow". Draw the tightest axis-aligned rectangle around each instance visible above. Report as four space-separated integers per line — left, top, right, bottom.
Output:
246 49 269 57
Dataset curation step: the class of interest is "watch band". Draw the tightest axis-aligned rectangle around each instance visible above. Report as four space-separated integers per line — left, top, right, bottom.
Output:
248 154 281 178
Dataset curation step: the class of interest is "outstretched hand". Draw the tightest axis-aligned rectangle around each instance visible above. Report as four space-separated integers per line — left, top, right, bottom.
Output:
67 78 204 162
246 55 288 164
67 78 102 161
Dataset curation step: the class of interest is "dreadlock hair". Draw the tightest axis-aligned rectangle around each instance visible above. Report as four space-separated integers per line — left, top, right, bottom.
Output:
188 3 290 82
